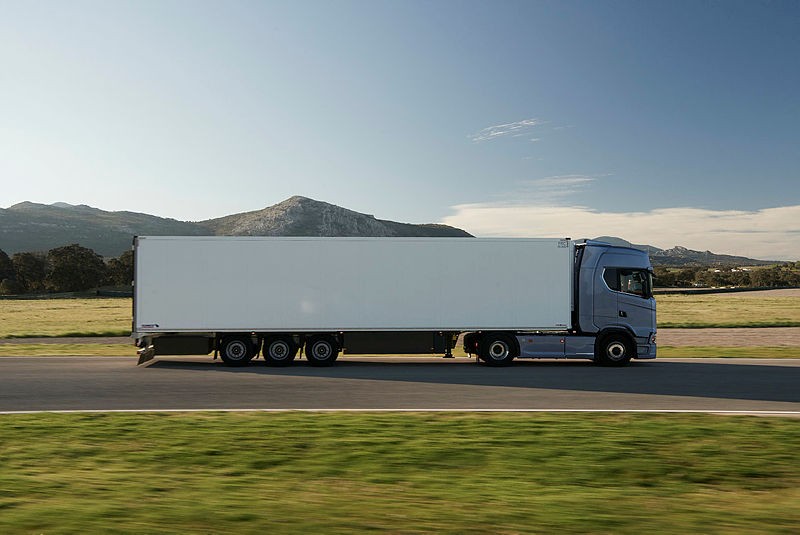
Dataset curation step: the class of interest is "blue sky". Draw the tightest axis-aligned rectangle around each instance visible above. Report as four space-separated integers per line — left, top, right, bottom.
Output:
1 1 798 259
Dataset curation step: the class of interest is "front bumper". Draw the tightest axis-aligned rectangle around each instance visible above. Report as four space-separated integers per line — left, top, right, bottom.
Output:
635 331 657 359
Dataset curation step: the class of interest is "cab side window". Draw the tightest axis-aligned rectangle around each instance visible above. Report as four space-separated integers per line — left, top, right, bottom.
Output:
604 268 652 298
603 268 619 291
619 269 648 297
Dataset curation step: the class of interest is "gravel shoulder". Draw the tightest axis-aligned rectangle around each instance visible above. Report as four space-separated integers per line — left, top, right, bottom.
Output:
658 327 800 347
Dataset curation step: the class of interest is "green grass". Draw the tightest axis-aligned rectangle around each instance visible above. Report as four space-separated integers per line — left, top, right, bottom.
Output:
0 412 798 533
656 293 800 328
0 298 130 338
658 346 800 358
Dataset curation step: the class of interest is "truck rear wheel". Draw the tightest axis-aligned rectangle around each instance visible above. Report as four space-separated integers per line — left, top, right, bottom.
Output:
305 335 339 367
219 335 256 367
263 336 298 366
479 334 517 366
595 333 633 367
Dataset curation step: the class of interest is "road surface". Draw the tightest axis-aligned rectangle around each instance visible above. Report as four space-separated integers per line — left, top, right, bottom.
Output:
1 356 799 414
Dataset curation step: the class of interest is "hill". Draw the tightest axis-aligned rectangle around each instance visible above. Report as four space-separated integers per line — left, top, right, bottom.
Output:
0 199 780 265
592 236 777 266
0 202 210 257
0 197 471 257
201 196 472 238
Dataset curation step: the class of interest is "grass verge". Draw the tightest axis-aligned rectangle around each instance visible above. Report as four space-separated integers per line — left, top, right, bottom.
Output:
658 346 800 358
659 321 800 328
0 412 798 534
0 343 135 357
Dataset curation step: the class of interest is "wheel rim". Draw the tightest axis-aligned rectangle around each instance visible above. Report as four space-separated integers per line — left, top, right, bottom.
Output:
268 340 291 361
226 340 248 361
606 341 627 361
311 341 332 360
488 340 510 360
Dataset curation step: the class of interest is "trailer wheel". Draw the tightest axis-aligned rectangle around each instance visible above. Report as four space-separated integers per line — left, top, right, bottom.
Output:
595 333 633 367
306 336 339 367
479 334 516 366
263 336 297 366
219 336 256 367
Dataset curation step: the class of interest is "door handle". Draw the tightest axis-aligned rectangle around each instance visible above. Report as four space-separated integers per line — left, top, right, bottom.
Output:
619 310 627 318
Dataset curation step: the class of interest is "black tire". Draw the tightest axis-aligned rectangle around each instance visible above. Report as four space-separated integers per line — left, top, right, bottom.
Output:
478 333 517 367
219 335 256 367
263 336 298 366
595 333 634 367
305 335 339 367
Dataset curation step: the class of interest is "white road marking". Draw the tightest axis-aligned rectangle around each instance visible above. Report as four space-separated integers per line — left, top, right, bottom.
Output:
1 409 799 416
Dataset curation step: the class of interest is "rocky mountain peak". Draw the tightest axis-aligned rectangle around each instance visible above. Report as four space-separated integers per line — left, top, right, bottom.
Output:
201 196 471 238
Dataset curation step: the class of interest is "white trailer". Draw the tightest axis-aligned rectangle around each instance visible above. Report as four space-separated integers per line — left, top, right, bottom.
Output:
133 236 656 366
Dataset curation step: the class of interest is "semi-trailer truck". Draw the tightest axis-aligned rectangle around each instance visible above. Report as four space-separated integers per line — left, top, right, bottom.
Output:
133 236 656 366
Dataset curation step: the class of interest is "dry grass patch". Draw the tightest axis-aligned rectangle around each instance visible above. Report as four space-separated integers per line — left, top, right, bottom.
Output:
0 298 130 338
656 293 800 328
0 343 135 357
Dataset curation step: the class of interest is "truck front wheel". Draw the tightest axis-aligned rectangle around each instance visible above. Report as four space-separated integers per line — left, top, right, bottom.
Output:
305 335 339 367
595 333 633 367
219 336 256 367
263 336 298 366
479 334 517 366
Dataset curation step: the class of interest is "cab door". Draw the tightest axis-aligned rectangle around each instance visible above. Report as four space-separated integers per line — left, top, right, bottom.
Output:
592 267 621 329
616 268 656 340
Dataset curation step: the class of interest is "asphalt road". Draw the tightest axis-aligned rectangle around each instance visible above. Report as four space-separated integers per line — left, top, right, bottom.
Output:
1 356 799 413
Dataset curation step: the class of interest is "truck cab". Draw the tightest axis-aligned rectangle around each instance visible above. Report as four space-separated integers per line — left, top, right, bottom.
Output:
575 241 657 363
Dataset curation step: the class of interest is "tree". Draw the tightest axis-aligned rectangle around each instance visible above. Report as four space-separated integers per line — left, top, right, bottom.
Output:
673 267 700 287
0 249 13 281
106 250 134 286
12 252 46 293
0 248 16 295
749 265 800 287
0 278 23 295
45 244 108 292
652 267 676 287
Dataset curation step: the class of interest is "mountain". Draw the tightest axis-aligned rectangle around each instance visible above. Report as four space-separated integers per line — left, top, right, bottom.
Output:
0 202 211 257
0 197 471 257
202 196 472 238
592 236 777 266
0 198 779 265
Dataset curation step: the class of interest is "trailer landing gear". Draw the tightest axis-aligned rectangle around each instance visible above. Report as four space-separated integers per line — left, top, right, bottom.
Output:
136 345 155 366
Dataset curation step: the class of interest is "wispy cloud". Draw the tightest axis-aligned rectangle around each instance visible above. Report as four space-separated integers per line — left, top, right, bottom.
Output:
526 175 596 189
441 202 800 261
470 118 545 142
497 174 601 203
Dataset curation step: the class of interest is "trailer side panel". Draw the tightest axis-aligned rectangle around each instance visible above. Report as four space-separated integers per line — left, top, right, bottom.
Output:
133 236 572 334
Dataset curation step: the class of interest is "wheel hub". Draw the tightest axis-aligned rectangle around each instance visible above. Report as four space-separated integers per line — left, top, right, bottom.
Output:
607 342 626 360
270 341 289 359
489 341 509 359
227 341 246 360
